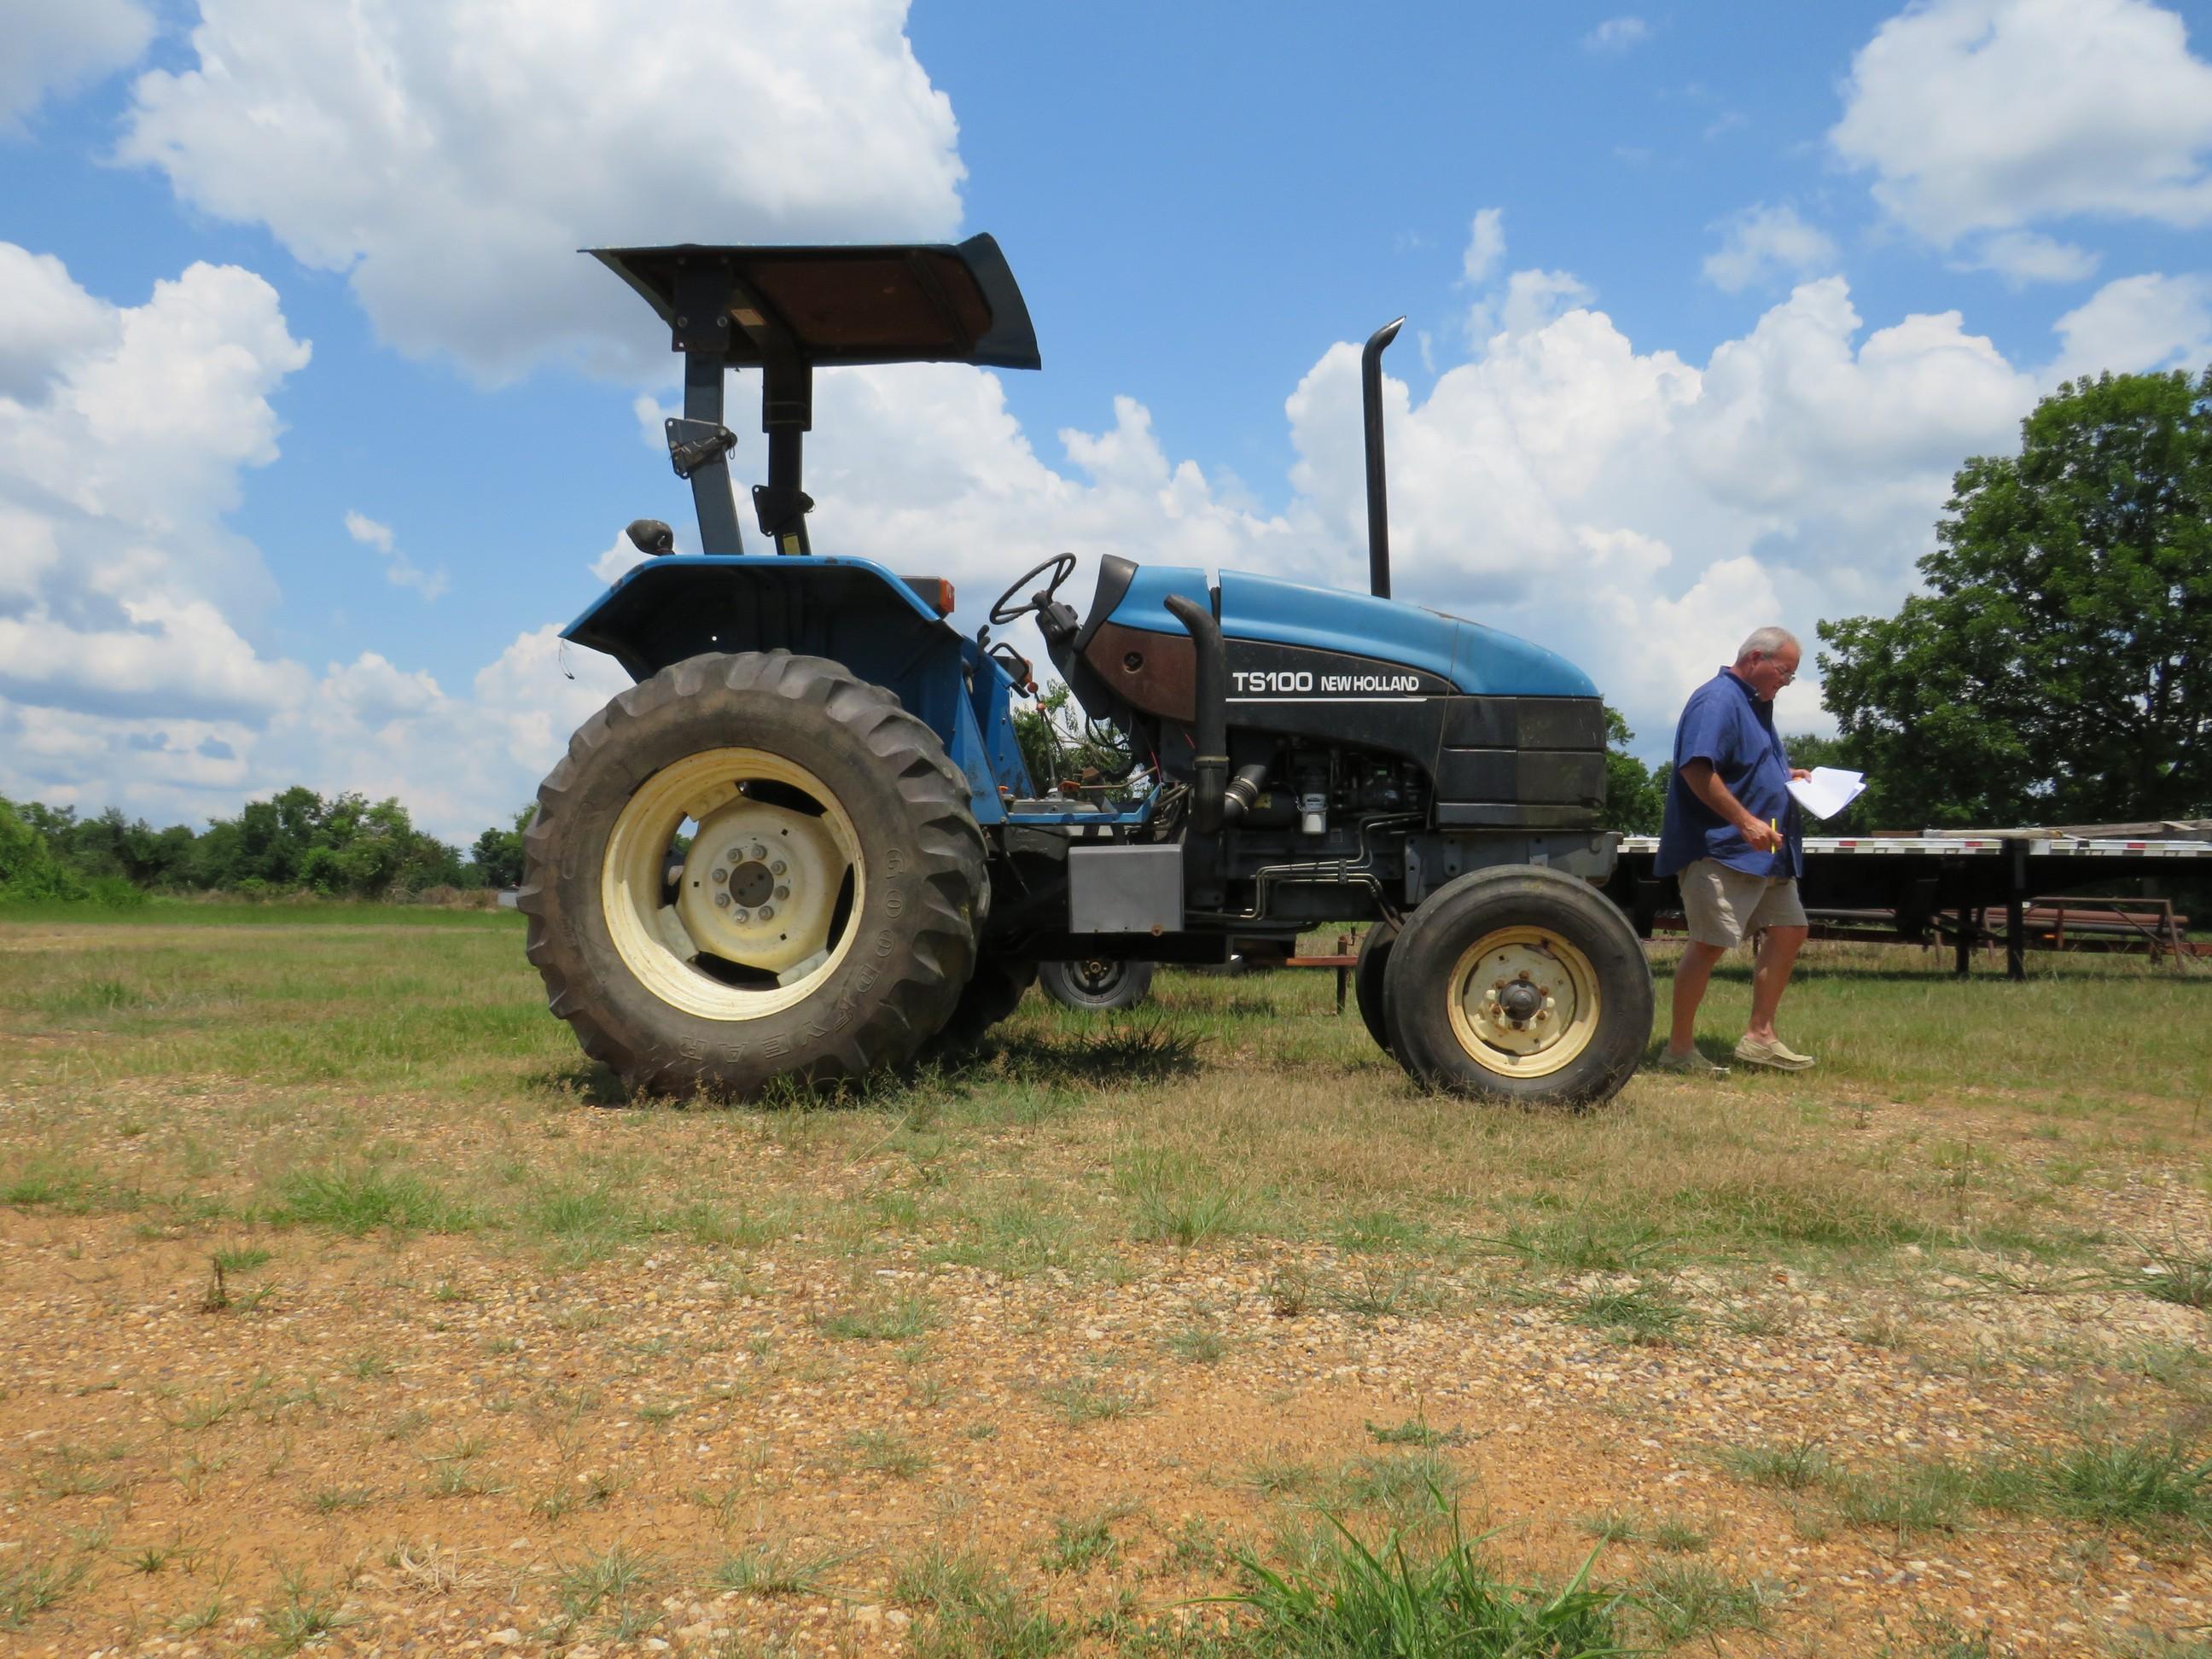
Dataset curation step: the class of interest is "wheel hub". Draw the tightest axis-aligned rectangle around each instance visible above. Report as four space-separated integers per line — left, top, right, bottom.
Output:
1458 940 1578 1059
673 796 845 975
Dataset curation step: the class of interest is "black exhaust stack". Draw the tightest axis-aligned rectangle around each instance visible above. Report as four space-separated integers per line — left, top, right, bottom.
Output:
1162 594 1227 835
1361 317 1405 600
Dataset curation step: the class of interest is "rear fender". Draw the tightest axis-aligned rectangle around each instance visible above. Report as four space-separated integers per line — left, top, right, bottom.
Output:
562 555 1030 820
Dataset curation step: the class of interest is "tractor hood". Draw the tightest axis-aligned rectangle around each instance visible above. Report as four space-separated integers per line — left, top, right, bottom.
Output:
1103 565 1599 699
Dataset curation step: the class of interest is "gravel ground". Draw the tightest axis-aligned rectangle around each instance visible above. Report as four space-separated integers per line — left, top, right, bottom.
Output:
3 1133 2207 1659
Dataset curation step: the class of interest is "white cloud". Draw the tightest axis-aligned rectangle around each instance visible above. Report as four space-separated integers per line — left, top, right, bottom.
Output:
1831 0 2212 252
591 528 652 585
1469 269 1598 343
1702 205 1840 294
345 509 448 601
0 248 308 649
1284 276 2037 738
1583 17 1650 51
0 243 628 840
0 0 154 130
0 245 119 398
2048 272 2212 381
1959 230 2102 286
118 0 965 381
1461 209 1506 284
342 510 393 553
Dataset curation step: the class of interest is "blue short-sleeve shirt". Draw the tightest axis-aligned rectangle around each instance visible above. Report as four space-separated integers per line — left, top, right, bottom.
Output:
1654 668 1801 880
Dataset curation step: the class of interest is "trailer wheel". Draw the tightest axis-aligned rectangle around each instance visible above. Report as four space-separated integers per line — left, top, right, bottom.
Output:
1038 957 1155 1012
1382 866 1650 1108
1353 922 1398 1055
923 955 1037 1057
519 650 983 1098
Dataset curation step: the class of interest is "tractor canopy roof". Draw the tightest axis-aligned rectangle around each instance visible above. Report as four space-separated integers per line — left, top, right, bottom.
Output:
589 235 1040 370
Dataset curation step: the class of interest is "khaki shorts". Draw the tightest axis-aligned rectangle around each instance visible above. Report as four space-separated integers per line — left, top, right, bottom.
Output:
1677 858 1808 948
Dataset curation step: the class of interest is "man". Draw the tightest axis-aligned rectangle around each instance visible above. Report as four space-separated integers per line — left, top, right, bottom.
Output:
1653 627 1815 1074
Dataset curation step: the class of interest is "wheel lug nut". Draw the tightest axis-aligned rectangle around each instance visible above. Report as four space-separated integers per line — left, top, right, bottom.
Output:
732 906 750 923
712 868 727 884
713 892 731 909
725 847 742 865
750 843 767 860
774 884 790 900
770 859 786 876
758 904 775 921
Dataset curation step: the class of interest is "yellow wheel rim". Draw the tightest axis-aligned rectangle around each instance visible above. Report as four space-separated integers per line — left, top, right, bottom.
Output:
600 748 864 1022
1442 925 1601 1080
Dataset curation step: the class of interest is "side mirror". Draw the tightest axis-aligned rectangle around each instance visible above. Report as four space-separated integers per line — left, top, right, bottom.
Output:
626 518 676 556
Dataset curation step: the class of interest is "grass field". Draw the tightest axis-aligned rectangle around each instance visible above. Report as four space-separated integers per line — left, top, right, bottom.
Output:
1 905 2207 1656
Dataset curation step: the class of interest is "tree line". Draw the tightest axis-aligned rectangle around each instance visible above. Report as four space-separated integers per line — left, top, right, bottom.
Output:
0 787 534 905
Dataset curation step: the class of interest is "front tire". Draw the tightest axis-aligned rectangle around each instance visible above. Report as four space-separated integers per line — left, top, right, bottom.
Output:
1037 957 1155 1013
1382 866 1650 1108
519 651 984 1097
1353 921 1398 1055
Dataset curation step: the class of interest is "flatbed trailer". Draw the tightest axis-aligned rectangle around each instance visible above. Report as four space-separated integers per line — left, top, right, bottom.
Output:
1604 834 2212 978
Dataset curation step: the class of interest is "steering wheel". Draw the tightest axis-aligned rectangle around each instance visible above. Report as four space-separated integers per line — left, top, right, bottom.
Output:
989 552 1078 624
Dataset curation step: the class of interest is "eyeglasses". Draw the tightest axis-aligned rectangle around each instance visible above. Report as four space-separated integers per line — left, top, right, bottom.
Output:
1754 655 1797 685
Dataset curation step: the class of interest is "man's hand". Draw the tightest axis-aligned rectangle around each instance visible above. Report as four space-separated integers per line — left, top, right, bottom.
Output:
1681 759 1788 853
1790 767 1810 782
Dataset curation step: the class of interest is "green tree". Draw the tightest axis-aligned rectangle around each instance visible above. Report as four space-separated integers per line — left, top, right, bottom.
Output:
469 806 535 888
1011 683 1135 795
0 797 142 905
1598 706 1666 835
1819 366 2212 830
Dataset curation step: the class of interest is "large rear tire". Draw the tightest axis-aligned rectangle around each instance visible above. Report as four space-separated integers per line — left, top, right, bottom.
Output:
923 955 1037 1057
1037 957 1155 1012
519 651 984 1098
1382 866 1650 1108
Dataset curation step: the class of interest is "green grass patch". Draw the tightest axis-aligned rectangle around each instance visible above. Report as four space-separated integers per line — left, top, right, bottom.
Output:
1569 1281 1695 1345
713 1542 846 1598
268 1164 458 1235
1630 1561 1778 1644
817 1295 935 1342
2040 1435 2212 1530
1224 1491 1620 1657
894 1547 1066 1659
1717 1437 1831 1493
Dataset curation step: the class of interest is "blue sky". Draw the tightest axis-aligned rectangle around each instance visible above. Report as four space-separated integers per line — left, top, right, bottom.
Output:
3 0 2210 841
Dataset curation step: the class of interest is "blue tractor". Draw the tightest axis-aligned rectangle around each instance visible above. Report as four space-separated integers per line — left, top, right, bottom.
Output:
521 236 1653 1105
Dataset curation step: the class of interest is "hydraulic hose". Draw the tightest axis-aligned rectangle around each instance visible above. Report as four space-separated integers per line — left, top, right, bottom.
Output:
1162 593 1226 835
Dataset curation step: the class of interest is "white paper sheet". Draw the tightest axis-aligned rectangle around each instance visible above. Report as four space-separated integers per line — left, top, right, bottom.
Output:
1787 766 1867 821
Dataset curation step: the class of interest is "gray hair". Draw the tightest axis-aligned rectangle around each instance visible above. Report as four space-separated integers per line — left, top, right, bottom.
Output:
1736 626 1799 663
